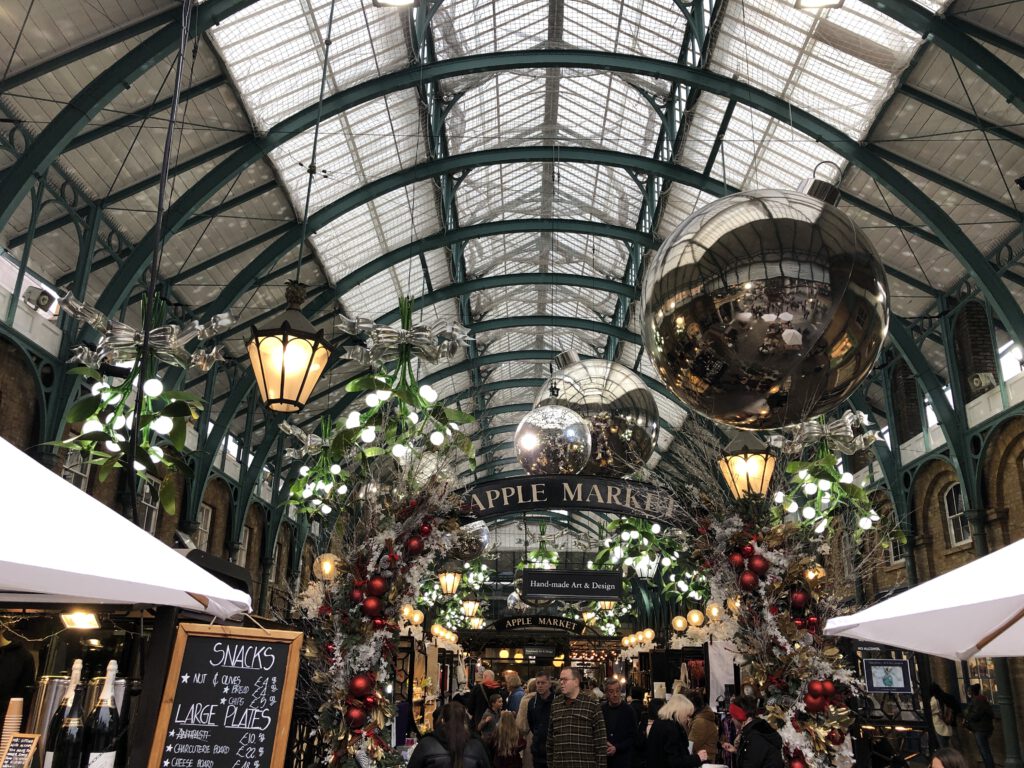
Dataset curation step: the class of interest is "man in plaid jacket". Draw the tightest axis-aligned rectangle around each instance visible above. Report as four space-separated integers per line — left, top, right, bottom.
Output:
547 667 608 768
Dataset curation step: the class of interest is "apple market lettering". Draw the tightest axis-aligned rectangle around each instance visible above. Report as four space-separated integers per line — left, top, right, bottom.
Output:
465 476 674 518
209 643 276 671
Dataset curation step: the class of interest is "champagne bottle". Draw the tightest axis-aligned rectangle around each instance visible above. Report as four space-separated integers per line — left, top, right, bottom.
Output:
44 659 83 768
49 683 86 768
82 661 119 768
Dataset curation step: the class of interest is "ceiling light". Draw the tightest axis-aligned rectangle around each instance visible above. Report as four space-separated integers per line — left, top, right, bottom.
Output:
61 611 99 629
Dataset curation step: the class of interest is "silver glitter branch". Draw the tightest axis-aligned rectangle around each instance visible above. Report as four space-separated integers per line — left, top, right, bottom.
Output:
769 410 880 455
62 292 231 372
336 315 470 366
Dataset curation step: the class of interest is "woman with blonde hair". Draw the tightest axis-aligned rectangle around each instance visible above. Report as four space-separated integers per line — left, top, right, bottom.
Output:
506 671 525 713
491 711 526 768
646 694 708 768
516 678 537 768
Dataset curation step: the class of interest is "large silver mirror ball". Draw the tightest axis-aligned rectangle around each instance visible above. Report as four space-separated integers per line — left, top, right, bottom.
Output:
536 359 659 477
515 405 593 475
640 189 889 430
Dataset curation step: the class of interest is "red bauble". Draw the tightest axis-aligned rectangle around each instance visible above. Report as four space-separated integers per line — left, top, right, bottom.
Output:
793 617 806 629
821 680 836 698
325 642 336 655
740 543 755 558
738 570 759 592
361 596 383 617
366 575 388 597
405 535 424 556
803 693 826 713
828 729 845 746
419 523 432 537
748 554 770 577
790 589 810 610
349 588 364 604
807 680 824 697
807 616 819 627
349 673 375 698
318 603 333 617
372 617 386 630
345 706 367 729
789 759 807 768
728 552 746 571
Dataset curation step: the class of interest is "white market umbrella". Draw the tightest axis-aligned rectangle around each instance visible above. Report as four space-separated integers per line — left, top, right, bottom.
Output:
781 328 803 346
0 437 251 619
778 311 794 323
825 538 1024 659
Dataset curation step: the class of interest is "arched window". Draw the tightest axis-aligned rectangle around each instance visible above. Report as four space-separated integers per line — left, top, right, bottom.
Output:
943 484 971 546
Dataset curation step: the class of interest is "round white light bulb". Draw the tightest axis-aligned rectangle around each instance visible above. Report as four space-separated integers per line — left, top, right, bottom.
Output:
840 472 854 484
803 482 818 496
360 427 376 443
152 416 174 435
365 393 380 408
429 431 444 446
420 384 438 403
802 506 816 520
346 411 361 429
142 378 164 398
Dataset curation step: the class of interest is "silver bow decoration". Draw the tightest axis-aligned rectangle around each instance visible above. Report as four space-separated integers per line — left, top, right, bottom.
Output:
336 314 470 366
278 421 332 460
62 292 231 372
769 410 880 455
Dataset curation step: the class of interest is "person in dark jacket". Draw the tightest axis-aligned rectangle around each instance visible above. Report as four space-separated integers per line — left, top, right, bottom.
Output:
409 702 492 768
602 680 638 768
721 695 783 768
964 685 995 768
471 670 506 727
646 694 707 768
527 671 555 768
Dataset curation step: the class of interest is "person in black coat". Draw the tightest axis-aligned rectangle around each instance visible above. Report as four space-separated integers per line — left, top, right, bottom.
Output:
722 695 783 768
603 680 639 768
646 694 707 768
409 702 492 768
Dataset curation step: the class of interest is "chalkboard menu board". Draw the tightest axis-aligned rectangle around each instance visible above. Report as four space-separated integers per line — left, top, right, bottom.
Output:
0 734 39 768
147 624 302 768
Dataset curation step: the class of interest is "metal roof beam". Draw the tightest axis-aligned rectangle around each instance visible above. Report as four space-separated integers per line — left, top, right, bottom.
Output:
858 0 1024 112
74 51 1024 347
44 138 253 262
869 143 1022 222
953 18 1024 60
901 85 1024 152
0 0 258 231
67 75 227 152
0 7 179 92
442 378 545 406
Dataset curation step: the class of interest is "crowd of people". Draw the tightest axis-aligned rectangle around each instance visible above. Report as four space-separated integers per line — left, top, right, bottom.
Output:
408 667 797 768
406 667 998 768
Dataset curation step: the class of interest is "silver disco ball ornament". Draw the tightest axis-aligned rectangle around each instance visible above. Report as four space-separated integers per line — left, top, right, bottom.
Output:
446 520 491 561
640 188 889 430
515 405 592 475
536 353 659 477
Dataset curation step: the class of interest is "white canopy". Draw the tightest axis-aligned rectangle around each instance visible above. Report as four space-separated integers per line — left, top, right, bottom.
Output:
0 437 251 619
825 539 1024 659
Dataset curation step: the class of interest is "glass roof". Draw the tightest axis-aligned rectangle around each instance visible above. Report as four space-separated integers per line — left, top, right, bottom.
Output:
202 0 956 477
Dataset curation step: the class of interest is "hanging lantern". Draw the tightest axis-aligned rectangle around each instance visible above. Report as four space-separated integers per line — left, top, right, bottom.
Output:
581 611 596 623
461 599 480 618
436 564 463 596
718 432 776 499
633 555 658 579
247 282 332 413
469 617 485 630
313 552 340 581
597 600 616 611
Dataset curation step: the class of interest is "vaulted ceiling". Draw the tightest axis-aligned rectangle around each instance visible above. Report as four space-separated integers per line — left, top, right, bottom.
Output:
1 0 1022 487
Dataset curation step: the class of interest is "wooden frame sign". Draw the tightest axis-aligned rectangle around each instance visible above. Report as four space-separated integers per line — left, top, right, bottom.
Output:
147 623 303 768
0 734 39 768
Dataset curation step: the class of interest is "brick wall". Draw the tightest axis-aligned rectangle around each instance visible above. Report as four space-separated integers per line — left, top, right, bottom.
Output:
203 477 232 559
891 361 923 441
0 337 39 450
954 300 998 400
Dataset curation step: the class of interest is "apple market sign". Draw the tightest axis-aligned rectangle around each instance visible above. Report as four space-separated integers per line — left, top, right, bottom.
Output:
464 475 676 520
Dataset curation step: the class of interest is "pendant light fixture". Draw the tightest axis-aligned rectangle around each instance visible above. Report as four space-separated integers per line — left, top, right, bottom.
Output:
247 0 338 413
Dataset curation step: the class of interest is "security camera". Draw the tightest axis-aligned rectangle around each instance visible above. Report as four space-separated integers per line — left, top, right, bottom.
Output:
21 286 56 314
